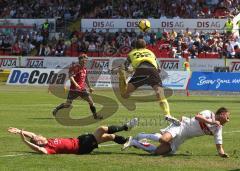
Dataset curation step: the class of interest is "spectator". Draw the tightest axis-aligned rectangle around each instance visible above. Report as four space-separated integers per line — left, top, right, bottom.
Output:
37 43 46 56
234 45 240 58
41 19 50 41
188 44 198 58
12 40 22 55
55 40 65 56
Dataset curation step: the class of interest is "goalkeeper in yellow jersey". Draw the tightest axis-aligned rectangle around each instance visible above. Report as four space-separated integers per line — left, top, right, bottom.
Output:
118 38 180 125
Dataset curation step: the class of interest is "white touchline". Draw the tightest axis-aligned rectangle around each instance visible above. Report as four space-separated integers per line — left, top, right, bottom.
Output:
0 154 32 158
99 143 118 147
223 130 240 134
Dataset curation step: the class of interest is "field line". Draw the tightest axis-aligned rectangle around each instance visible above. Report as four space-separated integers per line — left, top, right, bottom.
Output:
0 154 32 158
99 143 118 147
223 130 240 134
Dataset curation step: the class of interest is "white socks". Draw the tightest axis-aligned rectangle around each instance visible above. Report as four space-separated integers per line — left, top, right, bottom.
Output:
136 133 162 142
131 139 157 154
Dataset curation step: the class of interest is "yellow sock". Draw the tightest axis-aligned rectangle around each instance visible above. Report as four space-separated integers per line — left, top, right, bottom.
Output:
159 98 170 116
118 68 127 95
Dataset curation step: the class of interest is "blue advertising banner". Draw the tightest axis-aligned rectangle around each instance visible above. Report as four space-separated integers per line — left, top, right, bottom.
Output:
188 72 240 91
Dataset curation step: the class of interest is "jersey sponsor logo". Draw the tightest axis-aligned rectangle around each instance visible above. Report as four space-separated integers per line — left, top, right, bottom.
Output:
7 69 67 85
26 58 44 68
0 57 17 67
132 51 152 58
159 60 179 70
231 62 240 72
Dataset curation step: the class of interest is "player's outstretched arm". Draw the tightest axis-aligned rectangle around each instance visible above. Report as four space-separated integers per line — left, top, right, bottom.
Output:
216 144 229 158
195 114 221 127
20 130 48 154
8 127 37 138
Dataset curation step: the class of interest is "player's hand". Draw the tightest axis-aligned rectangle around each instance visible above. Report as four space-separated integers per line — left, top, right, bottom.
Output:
212 120 221 127
8 127 20 134
220 153 229 158
75 84 81 89
89 88 94 93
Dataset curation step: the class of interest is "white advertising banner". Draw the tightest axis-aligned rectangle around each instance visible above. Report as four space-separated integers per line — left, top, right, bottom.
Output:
21 56 78 68
7 67 190 90
81 19 227 32
163 71 191 90
158 58 184 71
3 56 228 72
228 59 240 72
189 59 224 71
0 56 19 69
0 19 56 31
7 68 68 86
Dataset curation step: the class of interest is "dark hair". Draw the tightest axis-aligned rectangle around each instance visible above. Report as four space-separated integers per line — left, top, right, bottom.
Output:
135 39 146 49
78 53 88 61
216 107 229 115
30 137 36 144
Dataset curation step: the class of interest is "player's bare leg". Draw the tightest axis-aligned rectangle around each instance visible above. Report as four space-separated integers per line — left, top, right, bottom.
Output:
81 95 103 119
52 100 72 116
121 83 136 98
94 118 138 144
93 126 127 144
118 66 127 96
152 85 180 126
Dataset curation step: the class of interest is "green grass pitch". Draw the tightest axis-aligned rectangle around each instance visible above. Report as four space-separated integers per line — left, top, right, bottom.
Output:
0 85 239 171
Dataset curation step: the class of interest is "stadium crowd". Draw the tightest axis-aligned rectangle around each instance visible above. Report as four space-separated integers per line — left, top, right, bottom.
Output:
93 0 239 19
0 0 240 58
0 0 239 19
1 26 240 58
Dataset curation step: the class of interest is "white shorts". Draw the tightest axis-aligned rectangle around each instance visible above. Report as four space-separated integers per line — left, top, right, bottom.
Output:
160 123 186 154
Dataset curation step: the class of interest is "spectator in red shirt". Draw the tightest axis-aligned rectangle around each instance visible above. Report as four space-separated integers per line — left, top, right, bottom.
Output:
7 118 138 154
12 40 22 55
52 54 102 119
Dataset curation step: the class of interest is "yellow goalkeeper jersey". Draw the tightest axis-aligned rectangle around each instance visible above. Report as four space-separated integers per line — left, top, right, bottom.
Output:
128 48 158 69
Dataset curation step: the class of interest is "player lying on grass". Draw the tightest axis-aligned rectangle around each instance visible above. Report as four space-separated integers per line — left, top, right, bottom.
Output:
8 118 138 155
122 107 230 158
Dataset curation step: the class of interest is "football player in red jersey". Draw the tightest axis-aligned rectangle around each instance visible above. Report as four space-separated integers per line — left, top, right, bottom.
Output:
52 54 102 119
7 118 138 154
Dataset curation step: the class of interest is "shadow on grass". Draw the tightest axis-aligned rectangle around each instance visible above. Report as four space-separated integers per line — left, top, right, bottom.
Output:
28 118 55 120
92 151 141 156
92 151 191 157
92 151 220 158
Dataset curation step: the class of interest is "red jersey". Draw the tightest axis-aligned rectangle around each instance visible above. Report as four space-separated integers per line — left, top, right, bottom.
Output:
44 138 79 154
69 63 87 91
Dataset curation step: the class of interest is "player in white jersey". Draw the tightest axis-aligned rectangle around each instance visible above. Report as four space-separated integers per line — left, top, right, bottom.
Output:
122 107 230 158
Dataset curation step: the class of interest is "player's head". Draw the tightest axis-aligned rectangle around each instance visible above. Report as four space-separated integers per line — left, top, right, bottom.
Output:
78 53 88 66
135 39 146 49
215 107 230 125
30 135 48 147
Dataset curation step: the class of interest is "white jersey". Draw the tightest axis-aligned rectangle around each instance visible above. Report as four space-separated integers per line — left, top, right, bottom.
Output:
161 110 223 153
182 110 223 144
